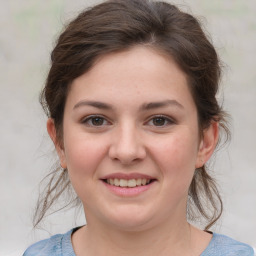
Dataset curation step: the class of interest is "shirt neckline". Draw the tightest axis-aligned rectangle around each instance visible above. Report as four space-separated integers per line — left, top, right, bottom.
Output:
63 227 217 256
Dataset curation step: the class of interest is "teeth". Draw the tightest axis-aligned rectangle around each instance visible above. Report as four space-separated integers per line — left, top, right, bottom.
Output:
127 179 136 187
136 178 142 186
106 178 151 187
114 178 119 186
119 179 128 187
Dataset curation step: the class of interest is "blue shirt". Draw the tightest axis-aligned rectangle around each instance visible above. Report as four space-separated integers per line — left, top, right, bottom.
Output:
23 228 254 256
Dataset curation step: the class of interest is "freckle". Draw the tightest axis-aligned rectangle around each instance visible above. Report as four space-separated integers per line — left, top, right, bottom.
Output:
136 88 142 95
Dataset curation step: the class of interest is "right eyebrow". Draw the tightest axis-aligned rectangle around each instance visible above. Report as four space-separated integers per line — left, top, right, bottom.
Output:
73 100 113 110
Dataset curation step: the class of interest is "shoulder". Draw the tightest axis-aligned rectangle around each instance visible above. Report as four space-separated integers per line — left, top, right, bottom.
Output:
23 229 74 256
202 233 254 256
23 234 63 256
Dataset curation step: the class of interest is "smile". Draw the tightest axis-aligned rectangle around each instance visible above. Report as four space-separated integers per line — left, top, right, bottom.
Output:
105 178 151 187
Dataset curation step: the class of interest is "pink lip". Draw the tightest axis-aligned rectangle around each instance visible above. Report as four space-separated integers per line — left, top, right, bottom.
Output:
102 180 155 197
101 173 156 180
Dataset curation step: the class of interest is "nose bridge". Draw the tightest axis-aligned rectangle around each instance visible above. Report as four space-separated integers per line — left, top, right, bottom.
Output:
108 119 146 164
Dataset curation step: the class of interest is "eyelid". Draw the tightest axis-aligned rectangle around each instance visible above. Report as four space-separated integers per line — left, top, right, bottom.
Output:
81 114 112 127
80 114 175 128
145 115 176 127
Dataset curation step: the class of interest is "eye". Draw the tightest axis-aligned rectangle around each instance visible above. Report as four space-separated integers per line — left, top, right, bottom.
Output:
146 115 175 127
82 115 110 127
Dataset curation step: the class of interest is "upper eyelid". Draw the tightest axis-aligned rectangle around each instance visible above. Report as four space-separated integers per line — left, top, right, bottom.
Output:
80 114 175 124
81 115 111 124
145 115 175 123
82 114 107 119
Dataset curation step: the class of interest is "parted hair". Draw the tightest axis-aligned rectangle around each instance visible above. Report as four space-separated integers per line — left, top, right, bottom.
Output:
36 0 230 230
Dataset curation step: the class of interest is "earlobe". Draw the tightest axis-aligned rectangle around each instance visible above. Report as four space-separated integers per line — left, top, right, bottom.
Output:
196 122 219 168
46 118 67 169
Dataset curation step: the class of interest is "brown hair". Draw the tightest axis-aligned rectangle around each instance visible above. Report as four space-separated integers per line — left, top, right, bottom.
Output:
35 0 230 230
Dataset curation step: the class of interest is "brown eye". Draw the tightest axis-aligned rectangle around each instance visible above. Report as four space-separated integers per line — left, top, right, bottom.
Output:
82 115 109 127
91 117 104 126
152 117 166 126
146 115 175 127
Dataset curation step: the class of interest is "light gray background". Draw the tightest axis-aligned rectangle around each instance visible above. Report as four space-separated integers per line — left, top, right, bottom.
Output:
1 0 255 255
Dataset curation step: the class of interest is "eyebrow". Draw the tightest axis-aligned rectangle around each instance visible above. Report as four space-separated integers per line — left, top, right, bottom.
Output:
73 99 184 111
139 99 184 111
73 100 113 110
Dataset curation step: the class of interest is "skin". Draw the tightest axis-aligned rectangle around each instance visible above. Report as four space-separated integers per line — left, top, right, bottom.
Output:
47 46 218 255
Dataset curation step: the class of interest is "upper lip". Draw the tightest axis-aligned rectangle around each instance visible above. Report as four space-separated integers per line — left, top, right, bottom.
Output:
101 173 156 180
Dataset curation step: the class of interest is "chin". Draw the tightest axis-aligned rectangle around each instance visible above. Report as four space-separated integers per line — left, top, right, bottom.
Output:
101 206 156 232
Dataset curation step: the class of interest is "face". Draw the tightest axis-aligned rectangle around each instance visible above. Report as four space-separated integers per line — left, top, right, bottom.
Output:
48 46 217 231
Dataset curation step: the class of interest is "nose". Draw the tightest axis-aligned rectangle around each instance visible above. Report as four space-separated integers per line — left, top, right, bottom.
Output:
108 122 146 165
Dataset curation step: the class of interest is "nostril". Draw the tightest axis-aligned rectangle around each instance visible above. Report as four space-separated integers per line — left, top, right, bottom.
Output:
108 135 146 164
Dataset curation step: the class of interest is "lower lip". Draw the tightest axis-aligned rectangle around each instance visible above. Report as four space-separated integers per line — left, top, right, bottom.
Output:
102 181 155 197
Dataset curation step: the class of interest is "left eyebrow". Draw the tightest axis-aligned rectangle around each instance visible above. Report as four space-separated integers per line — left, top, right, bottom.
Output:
139 99 184 111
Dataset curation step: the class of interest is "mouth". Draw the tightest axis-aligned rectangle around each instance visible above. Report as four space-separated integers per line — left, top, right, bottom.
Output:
101 174 157 196
102 178 156 188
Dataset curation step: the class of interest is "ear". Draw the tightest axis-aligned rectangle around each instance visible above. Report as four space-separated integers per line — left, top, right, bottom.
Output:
195 121 219 168
47 118 67 169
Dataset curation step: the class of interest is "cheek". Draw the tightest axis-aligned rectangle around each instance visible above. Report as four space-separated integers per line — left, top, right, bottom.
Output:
63 135 107 178
150 132 199 190
154 135 198 170
63 135 109 202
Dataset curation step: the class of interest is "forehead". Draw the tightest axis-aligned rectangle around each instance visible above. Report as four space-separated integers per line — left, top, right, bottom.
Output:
66 46 194 111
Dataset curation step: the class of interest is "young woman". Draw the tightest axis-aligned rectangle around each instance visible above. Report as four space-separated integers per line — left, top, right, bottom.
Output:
23 0 254 255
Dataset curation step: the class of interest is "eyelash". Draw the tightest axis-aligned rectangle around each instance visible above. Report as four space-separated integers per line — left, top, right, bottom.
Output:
81 115 111 127
81 115 175 128
145 115 175 127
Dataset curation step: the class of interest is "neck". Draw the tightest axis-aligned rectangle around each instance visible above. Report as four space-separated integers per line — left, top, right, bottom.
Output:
72 215 195 256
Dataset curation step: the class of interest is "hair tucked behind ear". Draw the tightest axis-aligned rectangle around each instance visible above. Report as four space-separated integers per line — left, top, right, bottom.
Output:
35 0 230 229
